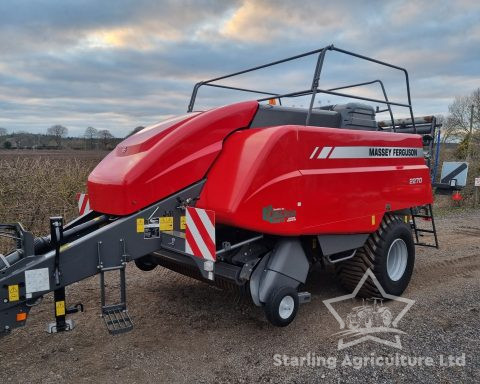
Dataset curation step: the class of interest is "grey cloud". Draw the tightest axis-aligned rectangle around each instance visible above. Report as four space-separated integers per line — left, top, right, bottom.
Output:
0 0 479 137
0 0 239 54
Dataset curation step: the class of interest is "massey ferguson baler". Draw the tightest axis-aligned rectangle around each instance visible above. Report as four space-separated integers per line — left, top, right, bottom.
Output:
0 45 440 335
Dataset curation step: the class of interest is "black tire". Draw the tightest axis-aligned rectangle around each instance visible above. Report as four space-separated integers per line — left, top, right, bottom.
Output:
264 286 299 327
335 214 415 298
135 255 157 271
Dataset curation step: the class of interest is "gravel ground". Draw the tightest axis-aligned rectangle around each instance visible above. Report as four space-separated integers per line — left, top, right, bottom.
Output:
0 208 479 383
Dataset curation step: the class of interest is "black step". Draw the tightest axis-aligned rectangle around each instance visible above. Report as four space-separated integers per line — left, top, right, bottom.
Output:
98 248 131 335
414 242 437 248
410 204 439 249
102 305 133 335
411 214 432 219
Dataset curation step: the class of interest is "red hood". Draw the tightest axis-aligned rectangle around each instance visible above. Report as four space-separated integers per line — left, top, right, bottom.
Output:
88 101 259 215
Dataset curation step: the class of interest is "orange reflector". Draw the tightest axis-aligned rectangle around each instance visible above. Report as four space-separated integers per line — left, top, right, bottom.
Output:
16 312 27 322
268 98 277 105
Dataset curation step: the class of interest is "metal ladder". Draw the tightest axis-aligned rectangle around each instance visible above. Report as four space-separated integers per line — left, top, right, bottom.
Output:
410 204 439 248
98 241 133 335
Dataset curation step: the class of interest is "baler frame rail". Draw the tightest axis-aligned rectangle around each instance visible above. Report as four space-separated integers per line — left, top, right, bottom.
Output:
187 44 415 133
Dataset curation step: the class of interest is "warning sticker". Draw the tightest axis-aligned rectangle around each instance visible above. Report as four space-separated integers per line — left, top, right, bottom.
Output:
140 215 175 239
25 268 50 294
8 285 19 302
144 217 160 239
160 216 173 231
136 218 145 233
180 216 186 230
56 300 66 316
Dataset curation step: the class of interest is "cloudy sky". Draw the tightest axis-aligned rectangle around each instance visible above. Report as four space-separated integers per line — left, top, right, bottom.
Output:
0 0 479 137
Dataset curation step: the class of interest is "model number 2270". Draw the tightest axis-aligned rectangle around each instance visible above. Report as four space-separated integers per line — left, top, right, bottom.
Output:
409 177 423 184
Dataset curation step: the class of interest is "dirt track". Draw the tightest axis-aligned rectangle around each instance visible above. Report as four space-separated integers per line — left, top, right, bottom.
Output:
1 209 479 383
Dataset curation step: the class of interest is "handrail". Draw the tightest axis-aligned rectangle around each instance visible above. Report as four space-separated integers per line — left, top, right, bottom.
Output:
187 47 326 112
257 89 411 108
329 45 415 132
306 46 329 126
187 44 416 133
203 83 281 97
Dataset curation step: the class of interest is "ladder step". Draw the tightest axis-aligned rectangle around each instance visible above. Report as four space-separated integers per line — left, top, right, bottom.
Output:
415 229 435 233
411 204 439 249
102 305 133 335
414 242 438 248
412 214 432 219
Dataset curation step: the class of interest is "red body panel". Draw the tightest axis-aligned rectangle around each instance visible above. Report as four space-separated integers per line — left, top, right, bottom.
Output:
196 126 432 235
88 100 432 235
88 101 259 215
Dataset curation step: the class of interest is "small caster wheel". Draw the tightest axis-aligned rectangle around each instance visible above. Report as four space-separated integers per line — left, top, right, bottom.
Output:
264 286 299 327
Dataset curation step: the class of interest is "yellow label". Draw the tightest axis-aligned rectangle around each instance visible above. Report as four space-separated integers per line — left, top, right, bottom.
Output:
8 285 19 302
55 300 66 317
180 216 186 230
136 218 145 233
371 215 376 226
160 216 173 231
60 243 70 253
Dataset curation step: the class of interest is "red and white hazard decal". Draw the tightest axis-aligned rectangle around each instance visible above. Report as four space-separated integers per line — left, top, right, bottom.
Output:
76 193 92 216
185 207 216 261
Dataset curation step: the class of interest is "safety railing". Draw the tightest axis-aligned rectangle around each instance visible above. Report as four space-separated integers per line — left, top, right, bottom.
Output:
187 44 416 133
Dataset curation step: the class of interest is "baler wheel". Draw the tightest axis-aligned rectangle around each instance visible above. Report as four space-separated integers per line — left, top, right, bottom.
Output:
335 214 415 298
264 286 299 327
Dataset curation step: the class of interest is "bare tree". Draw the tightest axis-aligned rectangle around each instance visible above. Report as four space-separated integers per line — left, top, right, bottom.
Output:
0 127 7 136
47 125 68 148
12 131 34 148
434 114 453 155
97 129 114 149
444 88 480 159
472 88 480 123
444 90 479 136
84 126 97 150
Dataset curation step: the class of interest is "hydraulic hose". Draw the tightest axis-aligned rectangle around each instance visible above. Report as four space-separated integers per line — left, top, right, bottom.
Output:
33 215 109 255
